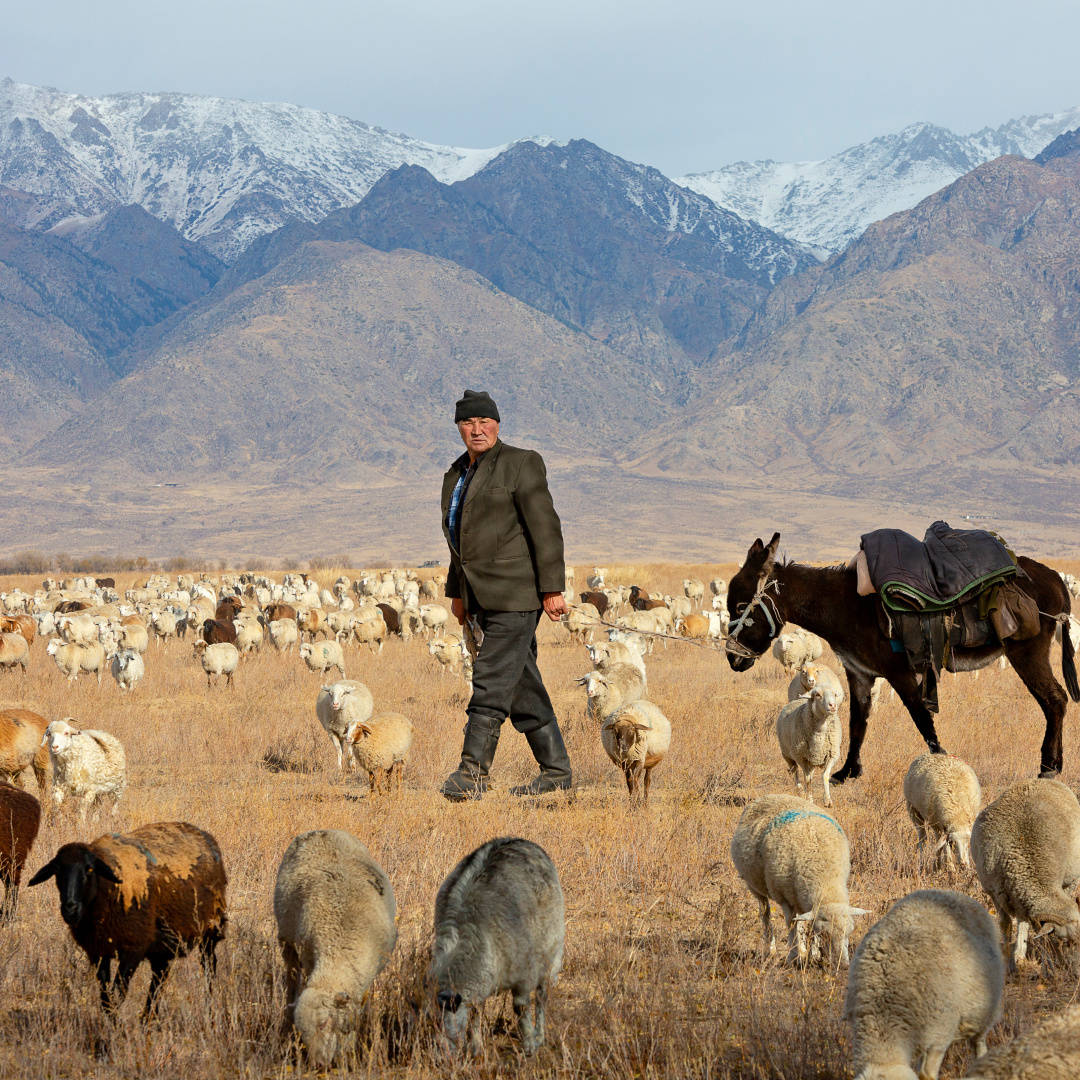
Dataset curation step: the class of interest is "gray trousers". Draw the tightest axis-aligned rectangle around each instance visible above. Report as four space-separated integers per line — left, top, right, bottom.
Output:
468 609 557 734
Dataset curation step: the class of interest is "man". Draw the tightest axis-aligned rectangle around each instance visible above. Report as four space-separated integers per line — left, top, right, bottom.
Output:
440 389 572 801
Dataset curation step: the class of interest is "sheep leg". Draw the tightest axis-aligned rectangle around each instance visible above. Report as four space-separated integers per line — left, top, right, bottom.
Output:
513 986 537 1054
142 953 173 1020
279 940 302 1040
1014 919 1030 967
997 910 1016 971
643 764 654 803
466 1007 483 1057
623 765 635 798
803 765 817 804
226 670 234 689
104 955 139 1015
918 1045 947 1080
822 757 838 807
533 979 548 1050
198 926 223 982
757 895 776 956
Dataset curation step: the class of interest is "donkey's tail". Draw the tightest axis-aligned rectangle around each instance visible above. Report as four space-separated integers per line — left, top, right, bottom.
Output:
1062 620 1080 702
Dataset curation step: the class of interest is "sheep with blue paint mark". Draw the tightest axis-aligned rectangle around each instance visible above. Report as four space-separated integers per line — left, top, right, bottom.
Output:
730 793 866 966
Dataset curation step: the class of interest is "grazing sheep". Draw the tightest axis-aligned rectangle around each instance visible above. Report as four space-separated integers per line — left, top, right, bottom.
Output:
730 793 866 966
578 663 647 721
148 608 179 646
432 837 564 1057
274 830 396 1066
119 621 149 654
564 603 601 646
47 637 106 684
971 778 1080 972
0 631 29 674
599 699 671 803
316 681 375 775
29 821 227 1017
346 712 414 794
43 718 126 822
903 754 982 869
193 640 239 688
786 661 845 702
0 709 50 795
586 637 646 677
109 647 145 693
299 640 346 679
419 603 449 637
428 635 469 677
846 889 1003 1080
268 617 300 653
57 613 97 645
326 610 355 641
352 613 388 653
776 685 844 806
772 628 824 674
0 785 41 921
959 1004 1080 1080
232 617 263 655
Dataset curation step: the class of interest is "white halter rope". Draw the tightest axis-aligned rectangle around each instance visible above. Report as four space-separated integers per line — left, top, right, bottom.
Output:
725 578 783 656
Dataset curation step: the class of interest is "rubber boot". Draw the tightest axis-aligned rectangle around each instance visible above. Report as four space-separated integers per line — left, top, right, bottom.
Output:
441 714 502 802
509 721 572 796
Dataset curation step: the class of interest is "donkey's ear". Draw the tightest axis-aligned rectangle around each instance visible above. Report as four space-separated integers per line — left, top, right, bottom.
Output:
760 532 781 574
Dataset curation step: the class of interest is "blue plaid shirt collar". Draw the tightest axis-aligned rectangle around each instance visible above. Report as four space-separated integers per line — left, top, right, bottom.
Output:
447 452 480 552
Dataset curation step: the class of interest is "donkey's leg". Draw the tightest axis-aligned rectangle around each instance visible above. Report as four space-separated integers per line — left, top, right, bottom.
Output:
832 668 874 784
1005 633 1066 776
893 676 946 756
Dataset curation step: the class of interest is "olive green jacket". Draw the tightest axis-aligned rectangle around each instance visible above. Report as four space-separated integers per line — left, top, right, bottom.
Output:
441 439 565 612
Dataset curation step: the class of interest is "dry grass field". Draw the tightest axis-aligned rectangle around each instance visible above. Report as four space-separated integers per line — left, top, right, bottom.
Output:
0 560 1078 1079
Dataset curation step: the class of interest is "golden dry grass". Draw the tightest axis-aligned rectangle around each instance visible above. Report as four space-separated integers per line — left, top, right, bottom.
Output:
0 561 1078 1079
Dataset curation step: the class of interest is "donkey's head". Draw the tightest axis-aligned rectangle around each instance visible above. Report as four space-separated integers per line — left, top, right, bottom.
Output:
726 532 782 671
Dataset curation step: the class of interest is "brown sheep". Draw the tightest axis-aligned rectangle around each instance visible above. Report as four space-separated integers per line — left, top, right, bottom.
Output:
377 603 401 635
54 599 92 614
201 618 238 645
0 614 35 647
0 709 49 795
29 821 228 1017
94 577 116 589
0 785 40 921
214 596 244 622
578 590 609 617
262 602 297 623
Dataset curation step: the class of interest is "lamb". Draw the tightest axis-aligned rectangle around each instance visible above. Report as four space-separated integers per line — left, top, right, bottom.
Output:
600 699 671 802
0 631 29 674
772 627 824 674
192 640 239 688
786 661 845 702
274 829 396 1065
0 785 41 921
730 793 866 966
959 1004 1080 1079
29 821 227 1017
46 637 106 683
431 837 564 1056
846 889 1003 1080
109 647 145 693
42 718 126 822
775 685 844 806
578 663 647 721
299 640 346 679
316 680 375 774
970 777 1080 972
346 712 414 794
0 708 50 794
268 617 299 653
903 753 982 869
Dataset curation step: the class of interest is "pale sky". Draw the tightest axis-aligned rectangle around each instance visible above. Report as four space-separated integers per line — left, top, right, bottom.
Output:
5 0 1080 174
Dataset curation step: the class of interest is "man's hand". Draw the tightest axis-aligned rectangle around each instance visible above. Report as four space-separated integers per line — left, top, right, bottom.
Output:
542 591 568 622
451 597 466 625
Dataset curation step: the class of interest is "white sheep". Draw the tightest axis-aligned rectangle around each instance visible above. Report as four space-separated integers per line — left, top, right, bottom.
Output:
578 663 647 722
586 637 646 677
0 632 29 674
57 613 97 646
268 617 299 653
119 620 149 654
352 613 387 654
903 753 982 869
959 1004 1079 1079
772 627 824 674
971 777 1080 972
682 578 705 604
109 647 145 693
274 830 396 1066
345 712 414 794
42 718 126 822
232 616 263 655
564 603 600 646
192 640 239 688
786 660 845 702
419 603 449 637
428 635 469 677
846 889 1004 1080
432 837 563 1057
775 685 844 806
299 640 346 679
730 793 866 966
316 681 375 775
599 699 671 803
149 608 179 646
46 638 106 684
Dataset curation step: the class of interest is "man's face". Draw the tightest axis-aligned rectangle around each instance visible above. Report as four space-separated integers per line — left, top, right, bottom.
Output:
458 416 499 459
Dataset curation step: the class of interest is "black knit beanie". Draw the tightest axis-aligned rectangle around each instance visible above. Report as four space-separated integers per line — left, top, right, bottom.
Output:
455 389 500 423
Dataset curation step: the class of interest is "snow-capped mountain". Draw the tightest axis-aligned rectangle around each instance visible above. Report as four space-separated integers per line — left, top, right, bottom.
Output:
678 109 1080 253
0 78 538 260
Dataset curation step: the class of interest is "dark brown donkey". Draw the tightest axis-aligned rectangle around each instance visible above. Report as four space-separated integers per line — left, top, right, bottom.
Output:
725 532 1079 781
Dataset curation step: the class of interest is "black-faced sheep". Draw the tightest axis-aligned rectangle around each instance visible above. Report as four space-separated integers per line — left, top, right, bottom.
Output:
29 821 227 1016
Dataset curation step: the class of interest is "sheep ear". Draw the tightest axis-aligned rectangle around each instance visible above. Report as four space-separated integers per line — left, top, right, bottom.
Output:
575 674 589 686
91 856 121 883
28 857 58 886
1031 922 1059 939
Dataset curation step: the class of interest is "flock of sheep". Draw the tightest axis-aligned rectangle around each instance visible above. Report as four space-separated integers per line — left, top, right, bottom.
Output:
0 564 1078 1074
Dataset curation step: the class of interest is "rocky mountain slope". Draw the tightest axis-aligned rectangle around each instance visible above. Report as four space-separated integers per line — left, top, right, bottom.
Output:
678 109 1080 253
